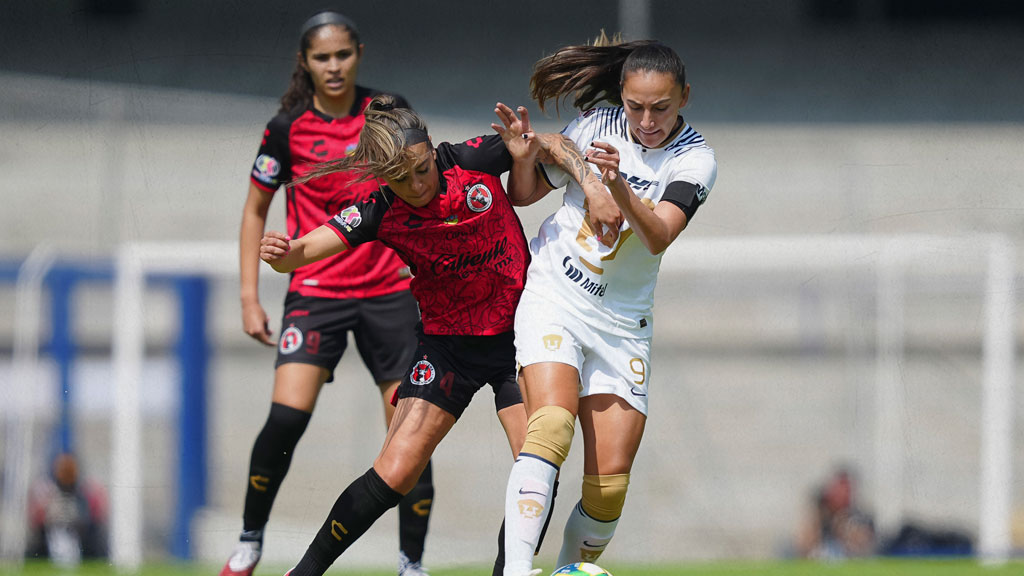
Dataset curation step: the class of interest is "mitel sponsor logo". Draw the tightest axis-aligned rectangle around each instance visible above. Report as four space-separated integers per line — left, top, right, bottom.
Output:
431 237 513 277
619 170 658 193
562 256 607 297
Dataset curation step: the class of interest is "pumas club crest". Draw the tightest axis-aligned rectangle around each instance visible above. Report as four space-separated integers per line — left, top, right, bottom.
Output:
466 183 493 213
410 358 436 385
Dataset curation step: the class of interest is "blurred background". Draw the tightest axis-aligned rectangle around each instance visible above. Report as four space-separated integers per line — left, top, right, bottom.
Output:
1 0 1023 572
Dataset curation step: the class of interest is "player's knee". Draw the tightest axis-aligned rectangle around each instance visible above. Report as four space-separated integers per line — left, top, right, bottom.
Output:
581 473 630 522
372 461 417 496
265 403 312 443
520 405 575 468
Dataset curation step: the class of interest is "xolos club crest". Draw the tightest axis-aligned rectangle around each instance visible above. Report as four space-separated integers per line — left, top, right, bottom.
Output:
410 358 436 385
279 325 303 355
466 183 493 213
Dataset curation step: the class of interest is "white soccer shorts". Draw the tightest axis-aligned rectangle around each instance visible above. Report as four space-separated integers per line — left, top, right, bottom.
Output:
514 290 651 415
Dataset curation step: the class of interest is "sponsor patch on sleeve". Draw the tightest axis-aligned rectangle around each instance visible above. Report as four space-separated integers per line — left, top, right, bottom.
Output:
332 206 362 231
253 154 281 185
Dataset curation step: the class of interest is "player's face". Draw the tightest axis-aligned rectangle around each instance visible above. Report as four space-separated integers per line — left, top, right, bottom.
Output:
302 25 362 101
621 70 690 148
385 142 438 208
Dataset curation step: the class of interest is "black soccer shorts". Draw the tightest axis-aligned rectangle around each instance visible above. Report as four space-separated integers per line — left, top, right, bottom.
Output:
274 290 419 384
396 327 523 419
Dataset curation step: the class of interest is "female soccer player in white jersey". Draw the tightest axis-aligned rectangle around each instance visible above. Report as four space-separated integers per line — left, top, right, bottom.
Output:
500 34 717 576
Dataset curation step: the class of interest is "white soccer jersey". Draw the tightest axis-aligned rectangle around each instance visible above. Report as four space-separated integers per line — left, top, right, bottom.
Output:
528 106 717 338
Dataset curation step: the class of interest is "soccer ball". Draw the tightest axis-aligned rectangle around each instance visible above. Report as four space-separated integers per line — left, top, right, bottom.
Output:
551 562 613 576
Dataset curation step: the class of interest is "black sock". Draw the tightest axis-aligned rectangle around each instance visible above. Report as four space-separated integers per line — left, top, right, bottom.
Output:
491 518 505 576
290 467 403 576
398 459 433 563
536 478 559 553
242 403 311 533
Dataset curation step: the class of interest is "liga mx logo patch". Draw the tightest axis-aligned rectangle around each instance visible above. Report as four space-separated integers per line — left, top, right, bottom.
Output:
254 154 280 181
333 206 362 231
410 358 436 386
466 183 493 213
279 326 303 355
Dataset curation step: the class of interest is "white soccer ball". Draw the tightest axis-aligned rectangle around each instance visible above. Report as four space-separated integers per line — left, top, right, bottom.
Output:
550 562 614 576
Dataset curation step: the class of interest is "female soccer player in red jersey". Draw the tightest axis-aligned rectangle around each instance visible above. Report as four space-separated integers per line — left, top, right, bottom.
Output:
258 94 544 576
225 11 432 576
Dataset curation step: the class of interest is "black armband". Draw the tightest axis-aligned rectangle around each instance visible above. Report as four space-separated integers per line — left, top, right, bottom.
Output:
661 180 707 222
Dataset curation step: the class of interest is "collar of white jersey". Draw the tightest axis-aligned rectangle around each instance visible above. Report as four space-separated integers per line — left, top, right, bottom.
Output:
626 114 688 150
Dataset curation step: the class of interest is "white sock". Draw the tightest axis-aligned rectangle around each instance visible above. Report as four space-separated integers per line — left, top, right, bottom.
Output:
556 499 619 567
503 456 558 576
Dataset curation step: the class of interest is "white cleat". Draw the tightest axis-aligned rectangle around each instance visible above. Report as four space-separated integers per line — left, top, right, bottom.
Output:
219 540 262 576
398 550 431 576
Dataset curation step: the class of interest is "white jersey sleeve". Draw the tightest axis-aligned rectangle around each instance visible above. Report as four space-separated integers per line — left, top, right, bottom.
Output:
668 146 717 203
537 110 619 191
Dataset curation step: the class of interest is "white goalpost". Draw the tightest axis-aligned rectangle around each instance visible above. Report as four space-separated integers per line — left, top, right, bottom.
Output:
110 241 239 569
657 233 1016 563
100 234 1013 568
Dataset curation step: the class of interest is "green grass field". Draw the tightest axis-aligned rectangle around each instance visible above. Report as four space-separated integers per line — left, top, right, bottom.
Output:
3 559 1024 576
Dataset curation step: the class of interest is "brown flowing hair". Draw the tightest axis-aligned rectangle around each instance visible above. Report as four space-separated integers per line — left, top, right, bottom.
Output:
293 94 429 185
278 20 361 114
530 30 687 113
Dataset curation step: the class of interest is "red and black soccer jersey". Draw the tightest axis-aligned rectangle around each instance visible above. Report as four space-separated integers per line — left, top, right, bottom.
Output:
249 86 413 299
326 134 530 336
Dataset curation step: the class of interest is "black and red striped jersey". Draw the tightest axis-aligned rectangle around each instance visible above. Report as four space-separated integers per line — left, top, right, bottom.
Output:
325 134 530 336
250 86 413 299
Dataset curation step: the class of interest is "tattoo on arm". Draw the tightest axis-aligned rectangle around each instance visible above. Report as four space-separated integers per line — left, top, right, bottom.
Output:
551 135 597 185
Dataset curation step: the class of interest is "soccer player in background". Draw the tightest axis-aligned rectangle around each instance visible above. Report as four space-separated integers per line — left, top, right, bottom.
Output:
500 34 718 576
225 11 432 576
258 95 539 576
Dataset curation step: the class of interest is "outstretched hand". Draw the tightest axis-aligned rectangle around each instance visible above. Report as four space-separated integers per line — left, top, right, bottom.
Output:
260 230 292 265
492 102 540 163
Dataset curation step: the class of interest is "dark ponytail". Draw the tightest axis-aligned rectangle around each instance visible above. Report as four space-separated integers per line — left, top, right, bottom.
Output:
531 31 686 113
278 12 362 114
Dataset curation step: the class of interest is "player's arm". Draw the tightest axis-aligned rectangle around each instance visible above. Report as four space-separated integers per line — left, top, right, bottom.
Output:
239 182 276 345
260 225 347 273
585 140 690 255
535 132 622 247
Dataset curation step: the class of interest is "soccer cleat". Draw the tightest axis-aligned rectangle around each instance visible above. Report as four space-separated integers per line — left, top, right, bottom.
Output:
398 550 431 576
219 540 262 576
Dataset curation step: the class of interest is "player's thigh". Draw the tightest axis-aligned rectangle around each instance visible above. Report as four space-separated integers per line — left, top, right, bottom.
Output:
578 394 647 475
374 397 456 493
353 290 419 385
271 362 330 412
514 292 585 415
